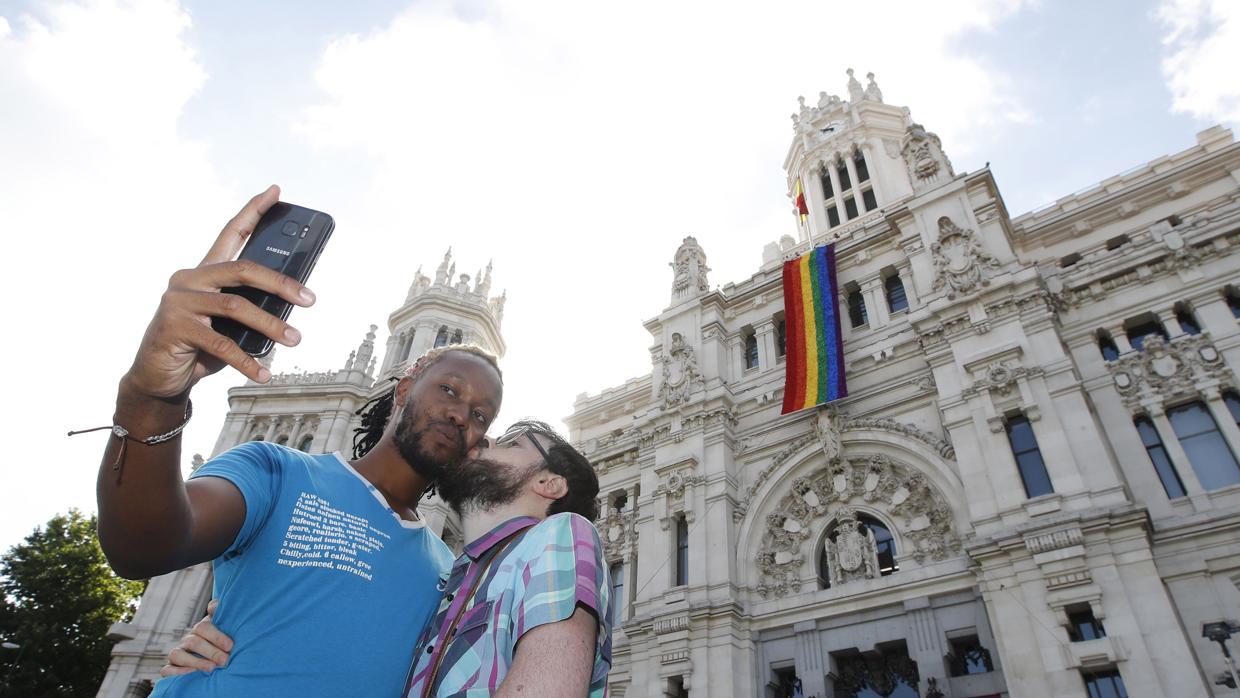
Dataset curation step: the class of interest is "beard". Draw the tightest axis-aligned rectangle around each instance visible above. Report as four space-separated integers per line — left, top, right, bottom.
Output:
437 455 542 516
392 397 465 483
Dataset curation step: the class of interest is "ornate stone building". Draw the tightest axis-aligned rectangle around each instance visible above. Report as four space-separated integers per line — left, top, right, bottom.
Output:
95 251 506 697
99 72 1240 697
567 73 1240 698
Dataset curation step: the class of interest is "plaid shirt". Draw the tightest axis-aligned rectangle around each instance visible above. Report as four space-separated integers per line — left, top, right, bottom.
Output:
403 513 613 698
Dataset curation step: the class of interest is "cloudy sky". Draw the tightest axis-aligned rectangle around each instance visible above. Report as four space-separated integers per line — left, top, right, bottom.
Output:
1 0 1237 553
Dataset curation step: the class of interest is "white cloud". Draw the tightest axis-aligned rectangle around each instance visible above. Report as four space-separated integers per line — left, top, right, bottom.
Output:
0 0 236 549
1157 0 1240 124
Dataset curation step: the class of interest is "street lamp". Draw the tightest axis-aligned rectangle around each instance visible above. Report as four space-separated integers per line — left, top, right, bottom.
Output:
1203 621 1240 692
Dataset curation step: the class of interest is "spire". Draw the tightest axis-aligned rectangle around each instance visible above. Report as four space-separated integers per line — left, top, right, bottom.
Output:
476 259 493 297
434 248 452 286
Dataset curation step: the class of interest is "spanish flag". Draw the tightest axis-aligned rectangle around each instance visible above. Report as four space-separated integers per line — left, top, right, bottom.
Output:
794 179 809 221
781 244 847 414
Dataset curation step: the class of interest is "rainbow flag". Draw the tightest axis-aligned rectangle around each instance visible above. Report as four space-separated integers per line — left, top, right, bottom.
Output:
781 244 847 414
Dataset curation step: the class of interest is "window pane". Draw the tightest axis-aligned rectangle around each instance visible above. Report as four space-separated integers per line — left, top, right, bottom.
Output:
1007 417 1039 453
1082 670 1128 698
837 162 851 191
610 562 625 623
1223 392 1240 426
675 517 689 586
854 151 870 182
1168 402 1216 438
1127 321 1167 351
821 172 834 198
1228 289 1240 319
1098 334 1119 362
844 196 859 220
744 333 758 370
1136 419 1187 498
1007 417 1054 497
848 290 868 328
862 187 877 211
885 275 908 312
827 206 840 228
777 320 786 356
1175 308 1201 335
1170 402 1240 489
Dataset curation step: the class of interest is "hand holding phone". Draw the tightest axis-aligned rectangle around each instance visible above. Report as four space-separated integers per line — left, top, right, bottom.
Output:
211 202 334 356
121 186 322 402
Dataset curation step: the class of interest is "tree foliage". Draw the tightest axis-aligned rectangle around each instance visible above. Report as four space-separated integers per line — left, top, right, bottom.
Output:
0 509 147 697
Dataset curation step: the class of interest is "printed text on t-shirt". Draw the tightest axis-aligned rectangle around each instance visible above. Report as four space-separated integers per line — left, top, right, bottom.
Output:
276 492 392 581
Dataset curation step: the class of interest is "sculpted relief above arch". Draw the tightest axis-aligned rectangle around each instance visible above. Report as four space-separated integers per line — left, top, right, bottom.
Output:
753 454 959 599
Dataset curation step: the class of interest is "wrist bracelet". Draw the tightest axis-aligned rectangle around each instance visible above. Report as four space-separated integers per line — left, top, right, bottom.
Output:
68 400 193 484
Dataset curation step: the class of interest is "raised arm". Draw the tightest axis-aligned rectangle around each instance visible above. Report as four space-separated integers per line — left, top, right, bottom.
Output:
96 185 315 579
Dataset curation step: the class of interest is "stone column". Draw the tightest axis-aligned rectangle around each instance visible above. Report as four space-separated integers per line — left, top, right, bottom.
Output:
263 418 278 442
755 320 776 372
843 153 863 216
288 416 305 448
1157 309 1182 337
892 262 917 310
793 621 826 698
859 143 882 203
1106 324 1134 354
861 276 887 328
904 598 945 697
825 158 844 218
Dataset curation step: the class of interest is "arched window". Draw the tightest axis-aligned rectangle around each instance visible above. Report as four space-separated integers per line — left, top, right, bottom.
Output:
275 434 289 446
1097 330 1120 362
674 516 689 586
433 326 449 348
298 434 314 452
884 273 908 313
251 435 265 442
450 329 463 345
817 513 898 589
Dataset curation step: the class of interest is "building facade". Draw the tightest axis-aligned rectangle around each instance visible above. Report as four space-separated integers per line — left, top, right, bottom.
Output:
568 73 1240 698
100 72 1240 697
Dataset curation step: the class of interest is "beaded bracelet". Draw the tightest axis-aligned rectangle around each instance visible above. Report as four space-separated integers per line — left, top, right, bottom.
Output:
68 400 193 484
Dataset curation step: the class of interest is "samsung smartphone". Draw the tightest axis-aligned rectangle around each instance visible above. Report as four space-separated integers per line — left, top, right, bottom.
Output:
211 202 335 357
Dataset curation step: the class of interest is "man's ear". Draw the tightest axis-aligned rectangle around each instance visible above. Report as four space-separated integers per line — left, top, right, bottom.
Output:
531 473 568 502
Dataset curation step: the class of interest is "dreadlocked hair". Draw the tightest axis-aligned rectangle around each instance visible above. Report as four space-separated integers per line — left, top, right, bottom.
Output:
351 344 503 459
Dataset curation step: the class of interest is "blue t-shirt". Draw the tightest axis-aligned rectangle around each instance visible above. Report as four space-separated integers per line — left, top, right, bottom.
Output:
152 442 453 697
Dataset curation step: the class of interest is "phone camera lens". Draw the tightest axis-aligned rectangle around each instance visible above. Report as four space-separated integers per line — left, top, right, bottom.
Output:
281 221 300 237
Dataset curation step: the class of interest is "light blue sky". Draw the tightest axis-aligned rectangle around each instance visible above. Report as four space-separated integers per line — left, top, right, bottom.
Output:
1 0 1236 553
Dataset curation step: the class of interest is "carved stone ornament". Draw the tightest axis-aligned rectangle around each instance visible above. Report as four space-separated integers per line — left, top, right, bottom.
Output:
824 506 880 586
753 454 959 598
598 507 637 563
930 216 1001 299
1107 333 1234 409
900 123 954 190
655 468 705 500
833 649 920 697
734 415 954 522
658 332 705 408
961 361 1045 398
670 236 711 297
814 405 844 463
